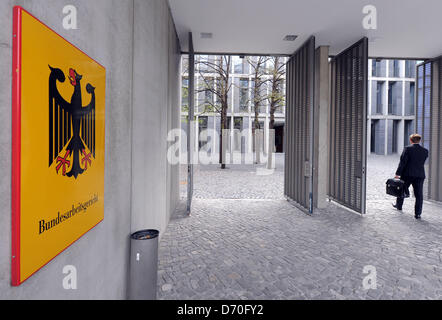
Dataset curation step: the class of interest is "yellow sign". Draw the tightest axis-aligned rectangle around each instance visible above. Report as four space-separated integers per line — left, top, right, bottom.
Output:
12 7 106 286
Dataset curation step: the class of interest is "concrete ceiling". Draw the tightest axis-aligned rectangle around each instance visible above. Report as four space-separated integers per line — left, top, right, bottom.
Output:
169 0 442 59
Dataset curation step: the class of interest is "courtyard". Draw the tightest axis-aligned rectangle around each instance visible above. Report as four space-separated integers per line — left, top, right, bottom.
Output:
159 154 442 299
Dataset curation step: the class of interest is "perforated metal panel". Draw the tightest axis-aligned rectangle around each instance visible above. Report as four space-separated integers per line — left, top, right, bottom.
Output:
284 37 315 213
329 38 368 214
417 58 442 201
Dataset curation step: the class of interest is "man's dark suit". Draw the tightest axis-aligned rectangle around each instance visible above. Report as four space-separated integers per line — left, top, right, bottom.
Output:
395 143 429 217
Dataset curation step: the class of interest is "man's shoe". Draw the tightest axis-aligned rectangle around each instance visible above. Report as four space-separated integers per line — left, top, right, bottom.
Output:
392 204 402 211
415 215 421 220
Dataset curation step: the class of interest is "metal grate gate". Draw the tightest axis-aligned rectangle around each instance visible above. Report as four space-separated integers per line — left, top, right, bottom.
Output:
416 58 442 201
284 36 315 213
329 38 368 214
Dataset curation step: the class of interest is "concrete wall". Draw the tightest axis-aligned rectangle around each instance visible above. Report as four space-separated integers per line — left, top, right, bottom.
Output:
166 11 181 224
0 0 180 299
313 46 330 209
130 0 180 233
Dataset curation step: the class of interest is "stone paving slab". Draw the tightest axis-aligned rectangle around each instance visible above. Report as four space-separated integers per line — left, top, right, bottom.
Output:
191 153 285 200
158 198 442 300
183 154 423 201
163 154 442 300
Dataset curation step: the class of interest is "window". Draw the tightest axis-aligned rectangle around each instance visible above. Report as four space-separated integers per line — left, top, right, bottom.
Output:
182 56 189 74
389 60 400 78
234 117 243 130
389 81 403 115
198 116 208 151
203 77 215 112
239 78 249 111
388 82 394 114
406 82 415 116
376 81 384 114
182 77 189 112
198 55 209 73
405 61 416 78
396 61 400 77
372 59 386 77
233 56 246 74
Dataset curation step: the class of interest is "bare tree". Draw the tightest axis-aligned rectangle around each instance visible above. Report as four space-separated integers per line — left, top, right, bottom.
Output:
267 57 285 130
248 56 270 163
197 55 232 169
266 57 286 168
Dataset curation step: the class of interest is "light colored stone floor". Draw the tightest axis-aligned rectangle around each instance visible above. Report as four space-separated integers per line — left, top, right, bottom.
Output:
366 154 429 201
161 154 442 300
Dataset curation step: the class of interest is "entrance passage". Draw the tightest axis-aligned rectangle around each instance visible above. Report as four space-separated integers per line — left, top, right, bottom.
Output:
329 38 368 214
284 36 315 213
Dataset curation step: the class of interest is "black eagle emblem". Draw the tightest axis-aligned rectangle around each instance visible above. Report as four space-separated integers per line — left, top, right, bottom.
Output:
49 66 96 179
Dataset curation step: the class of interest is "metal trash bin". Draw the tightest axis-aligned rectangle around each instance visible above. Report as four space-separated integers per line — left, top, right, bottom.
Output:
128 229 159 300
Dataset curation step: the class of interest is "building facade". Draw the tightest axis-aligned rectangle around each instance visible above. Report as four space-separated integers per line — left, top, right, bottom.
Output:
368 59 420 155
181 57 420 159
181 55 287 160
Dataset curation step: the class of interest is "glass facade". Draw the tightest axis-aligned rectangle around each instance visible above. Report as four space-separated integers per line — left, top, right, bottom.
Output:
184 57 420 156
388 81 402 115
405 60 416 78
182 77 189 111
389 60 400 78
233 56 249 74
239 78 249 112
182 55 286 153
368 59 421 155
372 59 386 77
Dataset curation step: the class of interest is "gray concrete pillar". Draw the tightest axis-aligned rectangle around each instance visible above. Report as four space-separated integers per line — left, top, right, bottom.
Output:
313 46 330 209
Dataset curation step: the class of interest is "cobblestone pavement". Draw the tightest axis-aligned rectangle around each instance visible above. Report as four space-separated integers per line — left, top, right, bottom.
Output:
366 154 429 201
184 154 417 201
160 154 442 300
191 153 284 200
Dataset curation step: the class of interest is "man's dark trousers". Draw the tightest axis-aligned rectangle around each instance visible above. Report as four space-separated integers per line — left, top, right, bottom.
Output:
396 177 425 216
395 143 428 217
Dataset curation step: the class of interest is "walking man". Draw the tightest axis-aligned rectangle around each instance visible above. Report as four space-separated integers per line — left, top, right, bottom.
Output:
393 134 429 219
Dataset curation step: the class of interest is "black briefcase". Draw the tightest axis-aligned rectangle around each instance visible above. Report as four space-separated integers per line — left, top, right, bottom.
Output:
386 178 409 198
